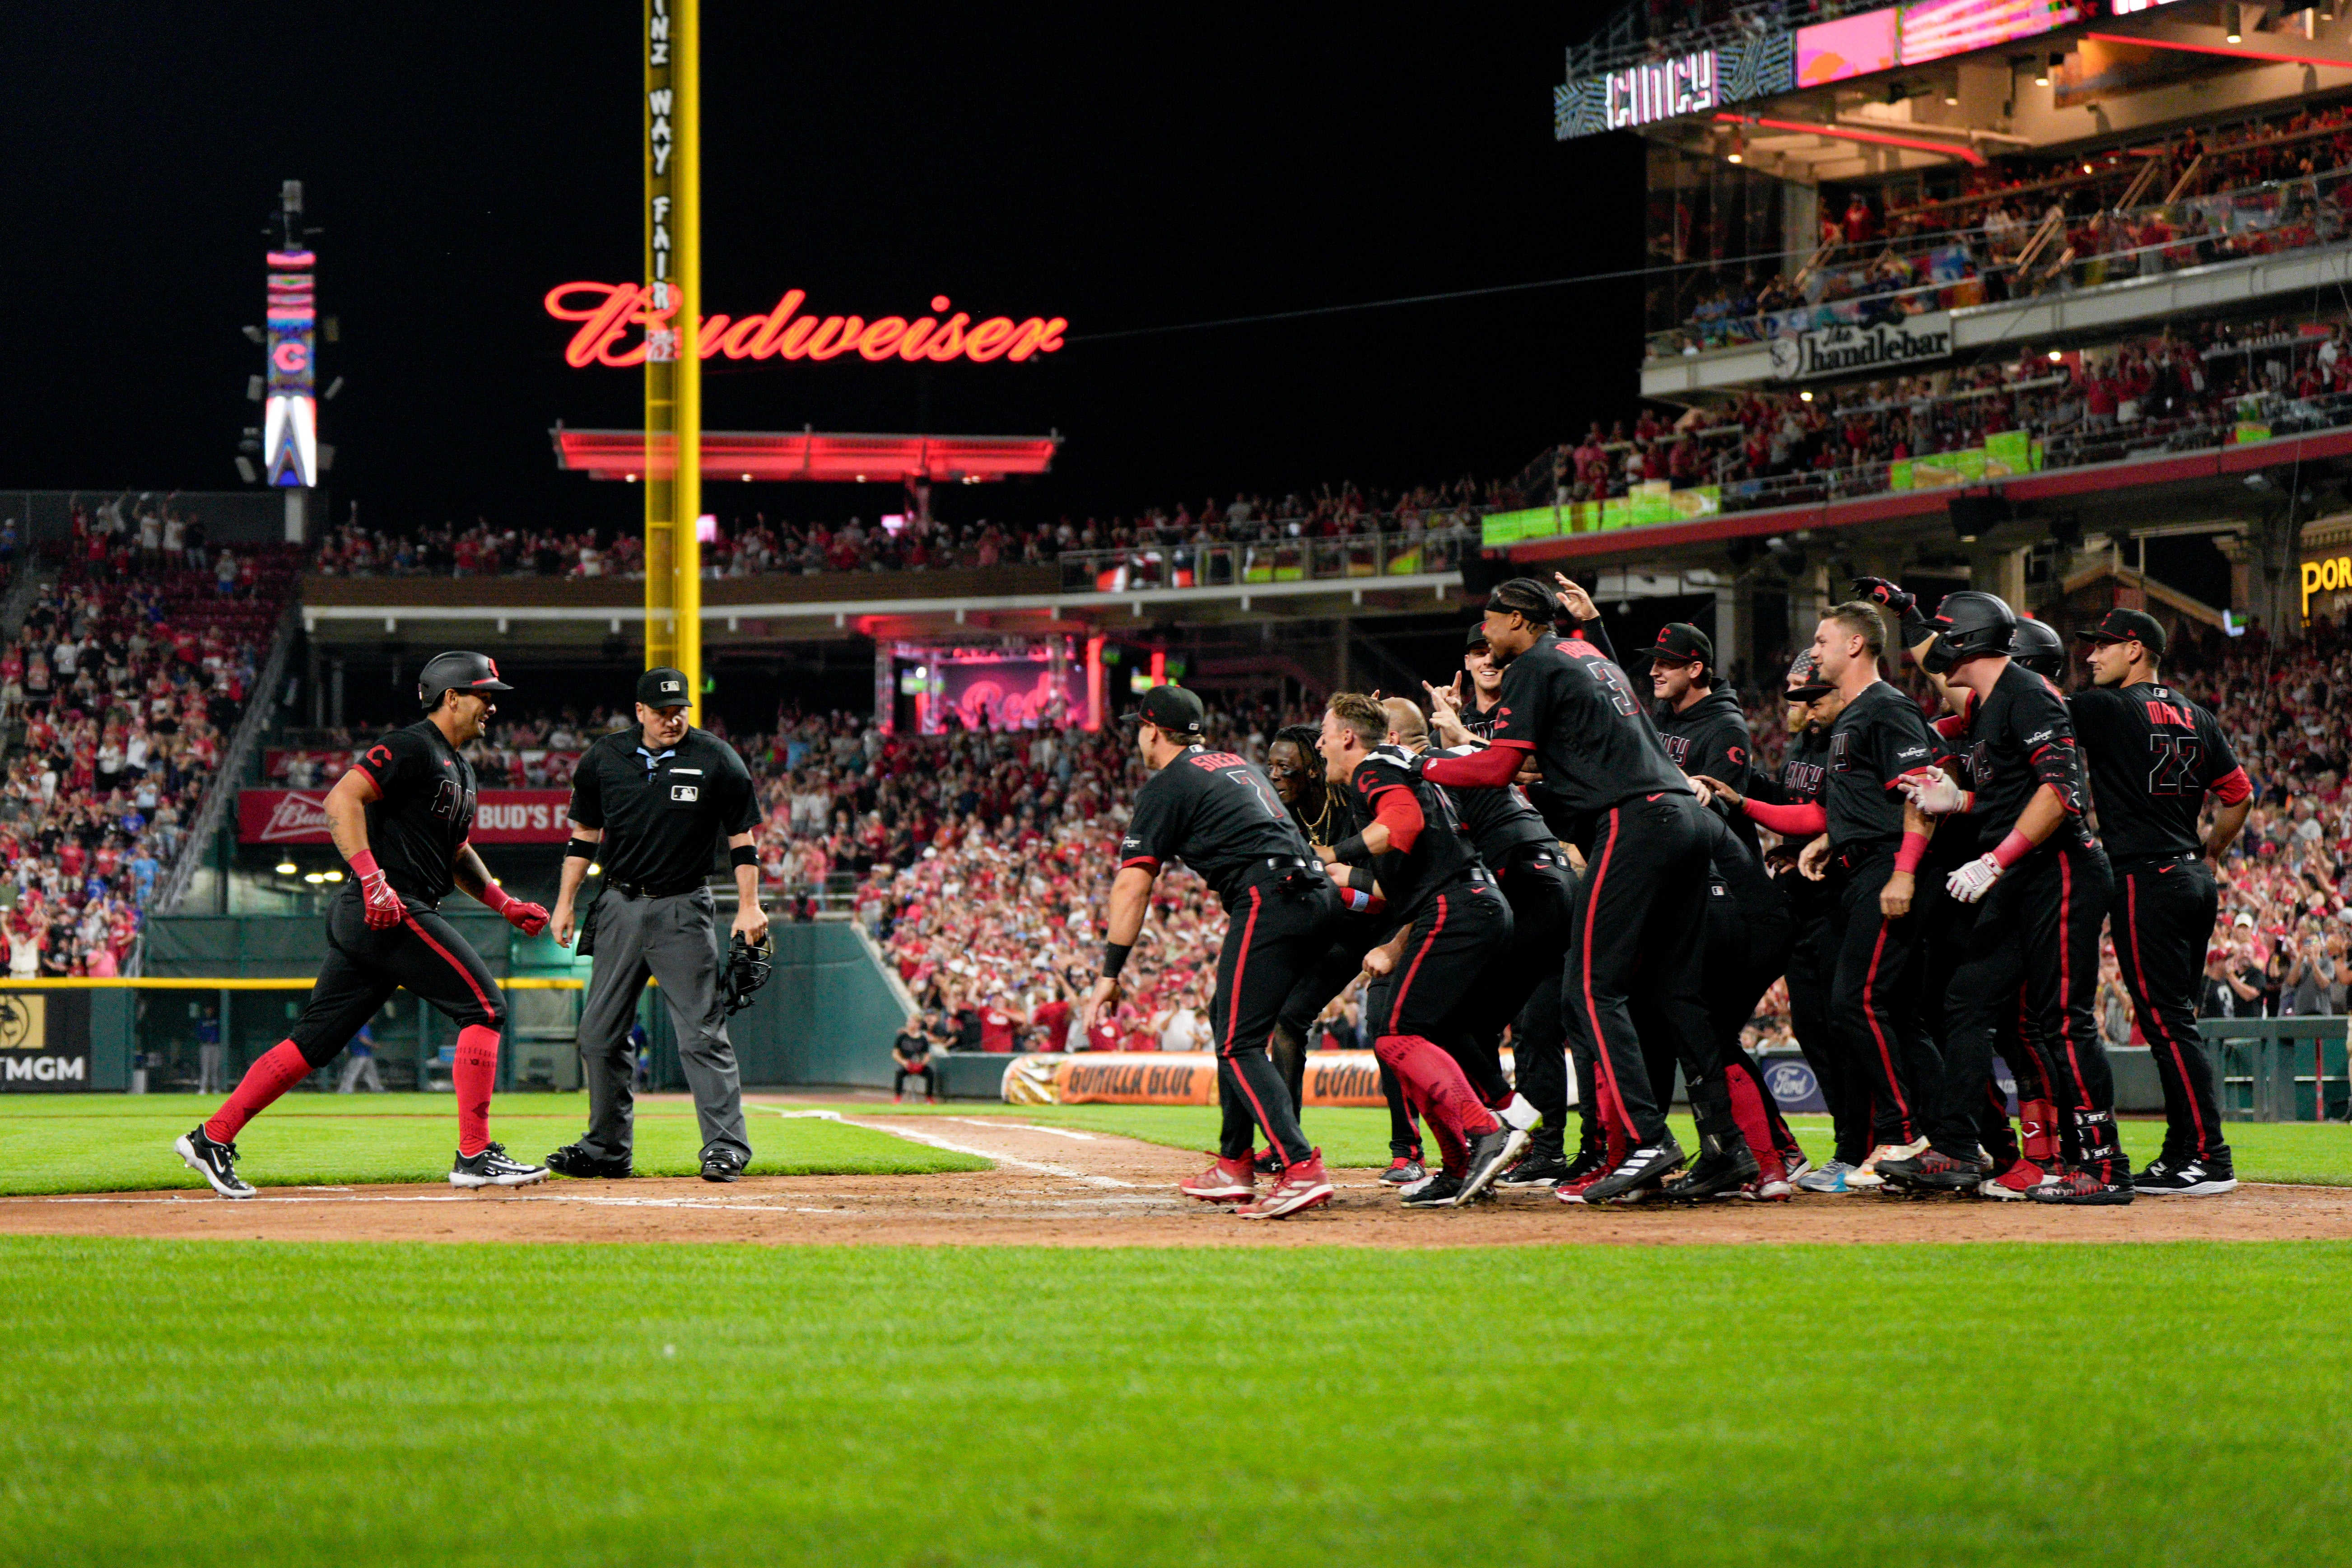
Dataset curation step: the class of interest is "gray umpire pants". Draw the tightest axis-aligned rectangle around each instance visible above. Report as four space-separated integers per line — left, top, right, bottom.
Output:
576 886 750 1163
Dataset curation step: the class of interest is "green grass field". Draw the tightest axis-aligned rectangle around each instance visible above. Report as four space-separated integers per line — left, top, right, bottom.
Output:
0 1094 984 1195
3 1235 2345 1566
840 1099 2352 1185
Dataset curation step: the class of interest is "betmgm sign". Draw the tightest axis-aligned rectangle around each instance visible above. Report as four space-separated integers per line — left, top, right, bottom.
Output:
1770 313 1953 382
0 993 91 1093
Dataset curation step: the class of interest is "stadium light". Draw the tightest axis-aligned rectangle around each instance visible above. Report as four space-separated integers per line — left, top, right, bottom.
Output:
274 861 297 875
303 872 326 884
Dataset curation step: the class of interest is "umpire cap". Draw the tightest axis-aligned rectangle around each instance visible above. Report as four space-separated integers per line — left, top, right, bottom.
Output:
417 651 512 712
1921 591 2017 675
637 666 692 709
2077 607 2168 658
2010 617 2067 679
1127 684 1205 737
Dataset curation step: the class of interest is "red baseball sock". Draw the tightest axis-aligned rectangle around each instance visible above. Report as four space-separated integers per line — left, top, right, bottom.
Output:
1375 1034 1501 1162
453 1024 501 1157
204 1041 311 1144
1725 1062 1788 1182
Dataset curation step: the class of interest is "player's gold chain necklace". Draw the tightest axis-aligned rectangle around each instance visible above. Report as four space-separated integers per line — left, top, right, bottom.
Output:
1304 786 1338 847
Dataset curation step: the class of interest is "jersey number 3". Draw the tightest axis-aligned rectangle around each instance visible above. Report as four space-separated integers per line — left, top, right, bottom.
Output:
1583 661 1640 718
2147 731 2201 796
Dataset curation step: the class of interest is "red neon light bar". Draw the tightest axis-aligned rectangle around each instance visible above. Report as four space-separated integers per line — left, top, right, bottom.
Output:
1714 112 1989 168
550 428 1061 484
2082 30 2352 70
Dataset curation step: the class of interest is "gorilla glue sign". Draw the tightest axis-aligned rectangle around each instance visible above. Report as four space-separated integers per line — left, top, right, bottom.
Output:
545 282 1069 369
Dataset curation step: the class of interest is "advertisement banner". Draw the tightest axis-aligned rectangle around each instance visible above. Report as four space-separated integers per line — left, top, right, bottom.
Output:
238 789 577 845
1556 29 1792 139
1796 8 1899 86
1769 312 1952 381
1005 1051 1511 1108
0 992 90 1093
1897 0 2086 68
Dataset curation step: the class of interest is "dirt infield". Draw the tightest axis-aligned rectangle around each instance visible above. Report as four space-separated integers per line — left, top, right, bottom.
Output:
5 1115 2346 1247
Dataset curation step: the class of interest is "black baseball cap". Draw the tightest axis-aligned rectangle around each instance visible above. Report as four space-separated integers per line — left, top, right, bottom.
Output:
636 667 692 708
1785 649 1833 700
2076 608 2167 658
1639 622 1714 668
1129 683 1205 736
1463 622 1491 651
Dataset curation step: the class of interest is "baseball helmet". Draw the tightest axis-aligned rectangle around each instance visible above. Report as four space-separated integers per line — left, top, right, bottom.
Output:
417 650 513 712
1922 591 2018 675
722 932 774 1016
2010 617 2066 679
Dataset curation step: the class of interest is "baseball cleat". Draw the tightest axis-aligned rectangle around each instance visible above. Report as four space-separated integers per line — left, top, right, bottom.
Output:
1498 1093 1542 1133
1794 1159 1858 1194
175 1127 255 1200
1664 1136 1757 1202
1400 1173 1466 1208
545 1143 633 1179
1239 1151 1333 1219
1877 1148 1992 1193
1780 1154 1813 1187
1179 1153 1256 1203
1978 1158 2049 1200
1578 1133 1686 1204
700 1149 746 1184
450 1143 549 1189
2133 1157 2237 1197
2027 1166 2134 1206
1458 1123 1529 1203
1379 1156 1428 1186
1496 1152 1572 1190
1742 1175 1794 1201
1846 1138 1929 1190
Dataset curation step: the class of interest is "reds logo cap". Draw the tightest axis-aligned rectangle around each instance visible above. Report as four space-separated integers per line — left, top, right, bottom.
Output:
1636 622 1713 670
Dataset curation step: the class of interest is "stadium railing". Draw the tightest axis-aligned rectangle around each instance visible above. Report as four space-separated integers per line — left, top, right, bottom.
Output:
2203 1016 2352 1123
1054 526 1478 594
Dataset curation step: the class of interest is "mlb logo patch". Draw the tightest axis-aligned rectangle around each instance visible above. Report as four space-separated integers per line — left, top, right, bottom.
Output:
671 783 699 802
661 680 683 694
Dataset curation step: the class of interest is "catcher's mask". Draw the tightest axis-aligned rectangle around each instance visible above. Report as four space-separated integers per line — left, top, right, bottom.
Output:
722 932 773 1016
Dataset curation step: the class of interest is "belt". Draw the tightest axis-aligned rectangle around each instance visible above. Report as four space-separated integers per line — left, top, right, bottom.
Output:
605 875 708 899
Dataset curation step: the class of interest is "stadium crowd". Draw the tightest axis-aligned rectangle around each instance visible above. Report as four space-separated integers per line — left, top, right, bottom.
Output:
0 508 296 976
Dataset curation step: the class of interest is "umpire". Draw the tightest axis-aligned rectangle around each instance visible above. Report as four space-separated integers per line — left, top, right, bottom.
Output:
545 667 769 1182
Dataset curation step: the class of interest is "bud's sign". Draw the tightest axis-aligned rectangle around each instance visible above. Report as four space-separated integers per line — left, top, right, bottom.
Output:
239 790 575 845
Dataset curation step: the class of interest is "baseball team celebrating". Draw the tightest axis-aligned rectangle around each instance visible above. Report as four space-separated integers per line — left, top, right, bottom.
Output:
1084 573 2250 1218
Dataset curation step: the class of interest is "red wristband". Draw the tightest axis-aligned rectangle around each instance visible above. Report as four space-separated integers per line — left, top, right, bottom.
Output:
1991 830 2035 870
480 882 519 916
1893 832 1929 875
346 848 381 879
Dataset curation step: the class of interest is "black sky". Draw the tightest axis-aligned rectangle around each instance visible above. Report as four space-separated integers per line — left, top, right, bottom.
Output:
2 3 1643 537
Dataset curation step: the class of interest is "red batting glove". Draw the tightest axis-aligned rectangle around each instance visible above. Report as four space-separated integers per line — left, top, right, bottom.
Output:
483 883 549 936
348 849 405 930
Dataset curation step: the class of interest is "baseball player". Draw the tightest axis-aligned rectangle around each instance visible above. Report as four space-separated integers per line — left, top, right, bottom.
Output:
174 651 551 1198
544 667 767 1183
1085 684 1337 1219
2070 608 2251 1195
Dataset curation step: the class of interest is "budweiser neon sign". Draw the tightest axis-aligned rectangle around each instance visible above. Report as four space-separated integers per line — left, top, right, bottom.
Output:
544 282 1069 368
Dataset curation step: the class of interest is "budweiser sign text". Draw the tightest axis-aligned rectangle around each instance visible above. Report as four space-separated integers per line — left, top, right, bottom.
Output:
240 789 577 846
545 282 1069 369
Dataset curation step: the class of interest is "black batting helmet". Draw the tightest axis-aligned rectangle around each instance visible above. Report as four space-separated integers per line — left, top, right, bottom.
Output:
1922 591 2017 675
2010 617 2066 679
417 651 514 712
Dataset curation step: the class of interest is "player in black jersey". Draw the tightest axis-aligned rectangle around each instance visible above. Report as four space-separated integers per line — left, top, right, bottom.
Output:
1875 585 2132 1204
1643 620 1768 868
175 651 553 1199
1389 694 1572 1187
1086 684 1338 1219
1265 723 1408 1177
2073 609 2253 1195
1423 578 1746 1205
1323 692 1529 1206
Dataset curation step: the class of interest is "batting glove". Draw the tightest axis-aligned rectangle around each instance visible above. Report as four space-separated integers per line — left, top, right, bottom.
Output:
1946 853 2004 904
1850 576 1914 614
1900 765 1972 815
483 884 550 936
359 870 406 930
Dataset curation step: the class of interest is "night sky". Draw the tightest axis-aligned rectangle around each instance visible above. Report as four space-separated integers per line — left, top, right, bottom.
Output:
3 3 1644 539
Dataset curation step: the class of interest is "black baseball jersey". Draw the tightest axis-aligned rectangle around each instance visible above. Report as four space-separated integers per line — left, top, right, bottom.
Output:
2068 682 2245 860
352 721 477 905
1465 697 1584 847
1429 744 1555 865
1121 745 1315 910
568 726 759 886
1824 682 1937 852
1955 661 2092 852
1349 747 1482 924
1486 632 1690 816
1657 687 1762 863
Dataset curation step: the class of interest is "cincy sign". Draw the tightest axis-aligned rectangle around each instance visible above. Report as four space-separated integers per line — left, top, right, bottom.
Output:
545 282 1069 368
1606 49 1719 130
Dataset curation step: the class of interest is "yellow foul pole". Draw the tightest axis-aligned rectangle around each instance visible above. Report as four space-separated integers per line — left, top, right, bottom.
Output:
643 0 701 718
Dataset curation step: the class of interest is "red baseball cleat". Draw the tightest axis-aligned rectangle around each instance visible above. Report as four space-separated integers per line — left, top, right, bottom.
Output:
1238 1150 1333 1219
1979 1158 2049 1201
1179 1152 1256 1203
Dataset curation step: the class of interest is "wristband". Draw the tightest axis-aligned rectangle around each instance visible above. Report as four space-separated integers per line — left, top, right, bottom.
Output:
347 848 381 879
1893 831 1929 875
481 881 520 915
730 843 758 868
1900 604 1933 651
1992 829 2035 870
564 838 598 861
1100 942 1132 979
1332 833 1368 862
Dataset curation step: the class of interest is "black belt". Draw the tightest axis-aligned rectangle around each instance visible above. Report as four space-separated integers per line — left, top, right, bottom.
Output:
605 875 708 899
